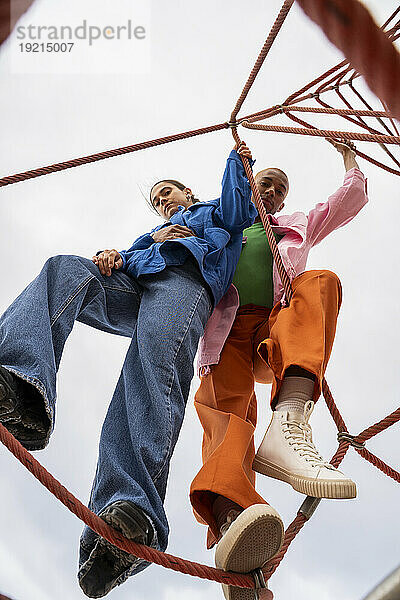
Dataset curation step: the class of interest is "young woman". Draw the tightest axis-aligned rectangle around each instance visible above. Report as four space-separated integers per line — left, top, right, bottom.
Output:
0 142 278 598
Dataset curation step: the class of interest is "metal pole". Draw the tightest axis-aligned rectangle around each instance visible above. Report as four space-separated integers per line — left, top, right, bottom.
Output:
361 565 400 600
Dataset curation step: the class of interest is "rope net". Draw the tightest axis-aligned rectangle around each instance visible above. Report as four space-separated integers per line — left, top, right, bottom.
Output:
0 1 399 598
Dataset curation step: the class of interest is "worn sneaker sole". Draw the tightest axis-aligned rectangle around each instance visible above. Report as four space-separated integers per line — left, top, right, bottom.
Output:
79 501 154 598
253 455 357 499
0 366 50 450
0 366 22 422
215 504 284 600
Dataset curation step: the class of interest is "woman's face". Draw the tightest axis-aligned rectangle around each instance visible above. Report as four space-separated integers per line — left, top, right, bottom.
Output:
150 182 193 220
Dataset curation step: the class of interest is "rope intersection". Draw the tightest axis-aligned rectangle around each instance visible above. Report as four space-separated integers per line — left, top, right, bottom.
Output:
0 1 399 598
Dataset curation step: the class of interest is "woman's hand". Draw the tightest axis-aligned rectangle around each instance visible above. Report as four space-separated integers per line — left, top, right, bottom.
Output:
234 141 253 161
92 249 123 276
326 137 360 171
152 224 195 243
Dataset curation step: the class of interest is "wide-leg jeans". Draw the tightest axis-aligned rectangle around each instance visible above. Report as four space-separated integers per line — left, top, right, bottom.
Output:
0 254 212 571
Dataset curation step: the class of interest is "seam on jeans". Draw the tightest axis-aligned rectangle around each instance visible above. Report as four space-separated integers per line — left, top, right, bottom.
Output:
103 285 140 295
153 286 210 483
50 275 95 327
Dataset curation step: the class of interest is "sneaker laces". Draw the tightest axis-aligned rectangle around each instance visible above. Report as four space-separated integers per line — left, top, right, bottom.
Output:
281 400 337 470
220 509 241 536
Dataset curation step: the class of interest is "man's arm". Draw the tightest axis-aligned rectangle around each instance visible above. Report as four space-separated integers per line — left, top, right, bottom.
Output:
326 138 360 172
306 139 368 247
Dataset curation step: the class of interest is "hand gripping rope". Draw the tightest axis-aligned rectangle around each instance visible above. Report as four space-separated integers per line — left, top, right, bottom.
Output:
0 1 399 599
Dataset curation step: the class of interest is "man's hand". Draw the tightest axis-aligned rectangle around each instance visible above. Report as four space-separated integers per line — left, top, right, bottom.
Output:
326 137 360 171
152 224 195 243
234 141 253 161
92 249 123 276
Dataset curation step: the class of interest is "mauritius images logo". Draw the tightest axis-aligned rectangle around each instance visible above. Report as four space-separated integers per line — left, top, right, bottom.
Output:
16 19 146 46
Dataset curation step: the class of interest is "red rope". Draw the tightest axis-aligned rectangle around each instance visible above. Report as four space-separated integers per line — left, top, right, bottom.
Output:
285 111 400 176
296 0 400 121
355 448 400 483
355 407 400 444
242 121 400 144
0 122 229 188
0 422 260 591
284 106 393 118
0 3 399 598
229 0 295 123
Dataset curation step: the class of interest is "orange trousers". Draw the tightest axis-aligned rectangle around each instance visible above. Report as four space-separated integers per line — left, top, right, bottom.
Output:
190 270 342 547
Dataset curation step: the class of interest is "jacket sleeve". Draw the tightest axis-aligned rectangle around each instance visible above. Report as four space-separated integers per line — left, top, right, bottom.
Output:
118 232 156 270
213 150 258 234
306 168 368 247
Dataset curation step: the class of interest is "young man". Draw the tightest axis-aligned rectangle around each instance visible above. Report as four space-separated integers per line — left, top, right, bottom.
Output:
189 140 368 600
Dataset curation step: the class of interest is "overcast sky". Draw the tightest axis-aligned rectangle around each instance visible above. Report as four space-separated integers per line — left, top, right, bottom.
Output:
0 1 399 600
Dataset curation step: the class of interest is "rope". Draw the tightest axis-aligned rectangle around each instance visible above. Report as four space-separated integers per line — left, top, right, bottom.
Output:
229 0 295 123
284 111 400 176
296 0 400 121
281 106 393 118
242 121 400 145
0 422 259 591
355 407 400 444
0 123 229 188
0 3 399 599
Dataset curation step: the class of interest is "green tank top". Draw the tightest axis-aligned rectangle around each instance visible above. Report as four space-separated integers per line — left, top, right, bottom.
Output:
232 221 282 308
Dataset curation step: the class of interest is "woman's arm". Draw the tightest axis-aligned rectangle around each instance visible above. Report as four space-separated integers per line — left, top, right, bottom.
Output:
213 142 258 234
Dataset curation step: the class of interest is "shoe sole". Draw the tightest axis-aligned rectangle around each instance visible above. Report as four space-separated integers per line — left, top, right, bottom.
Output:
0 368 21 421
101 502 153 547
0 367 50 450
79 502 153 598
253 455 357 499
215 504 284 600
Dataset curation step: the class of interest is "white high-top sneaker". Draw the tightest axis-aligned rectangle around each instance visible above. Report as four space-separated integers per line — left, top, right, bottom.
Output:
215 504 284 600
253 401 356 499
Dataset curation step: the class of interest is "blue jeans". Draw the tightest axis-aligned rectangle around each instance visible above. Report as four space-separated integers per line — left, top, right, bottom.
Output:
0 254 212 569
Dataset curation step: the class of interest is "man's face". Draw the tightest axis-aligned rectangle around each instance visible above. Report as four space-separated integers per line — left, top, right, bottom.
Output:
150 182 193 220
254 169 289 215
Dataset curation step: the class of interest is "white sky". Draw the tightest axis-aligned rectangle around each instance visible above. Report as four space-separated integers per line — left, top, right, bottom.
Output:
0 1 399 600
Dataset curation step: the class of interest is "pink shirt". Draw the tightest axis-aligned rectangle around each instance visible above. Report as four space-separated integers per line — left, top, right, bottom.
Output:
197 167 368 375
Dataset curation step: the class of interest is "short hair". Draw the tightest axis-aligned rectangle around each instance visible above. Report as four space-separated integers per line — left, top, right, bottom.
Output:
255 168 289 189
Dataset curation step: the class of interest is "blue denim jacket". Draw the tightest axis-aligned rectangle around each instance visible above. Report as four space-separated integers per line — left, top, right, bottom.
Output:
119 150 257 306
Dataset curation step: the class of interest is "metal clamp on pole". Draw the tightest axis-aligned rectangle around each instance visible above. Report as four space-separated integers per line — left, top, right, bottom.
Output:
337 431 365 450
252 568 268 599
299 496 321 520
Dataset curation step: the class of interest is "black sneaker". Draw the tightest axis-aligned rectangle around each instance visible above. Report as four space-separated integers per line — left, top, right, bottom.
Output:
0 366 50 450
78 501 155 598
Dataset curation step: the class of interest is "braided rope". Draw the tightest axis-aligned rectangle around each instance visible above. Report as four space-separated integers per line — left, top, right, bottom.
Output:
242 121 400 144
296 0 400 120
0 3 399 599
355 407 400 444
229 0 295 123
285 111 400 176
284 106 393 118
0 423 257 591
355 448 400 483
0 123 229 188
